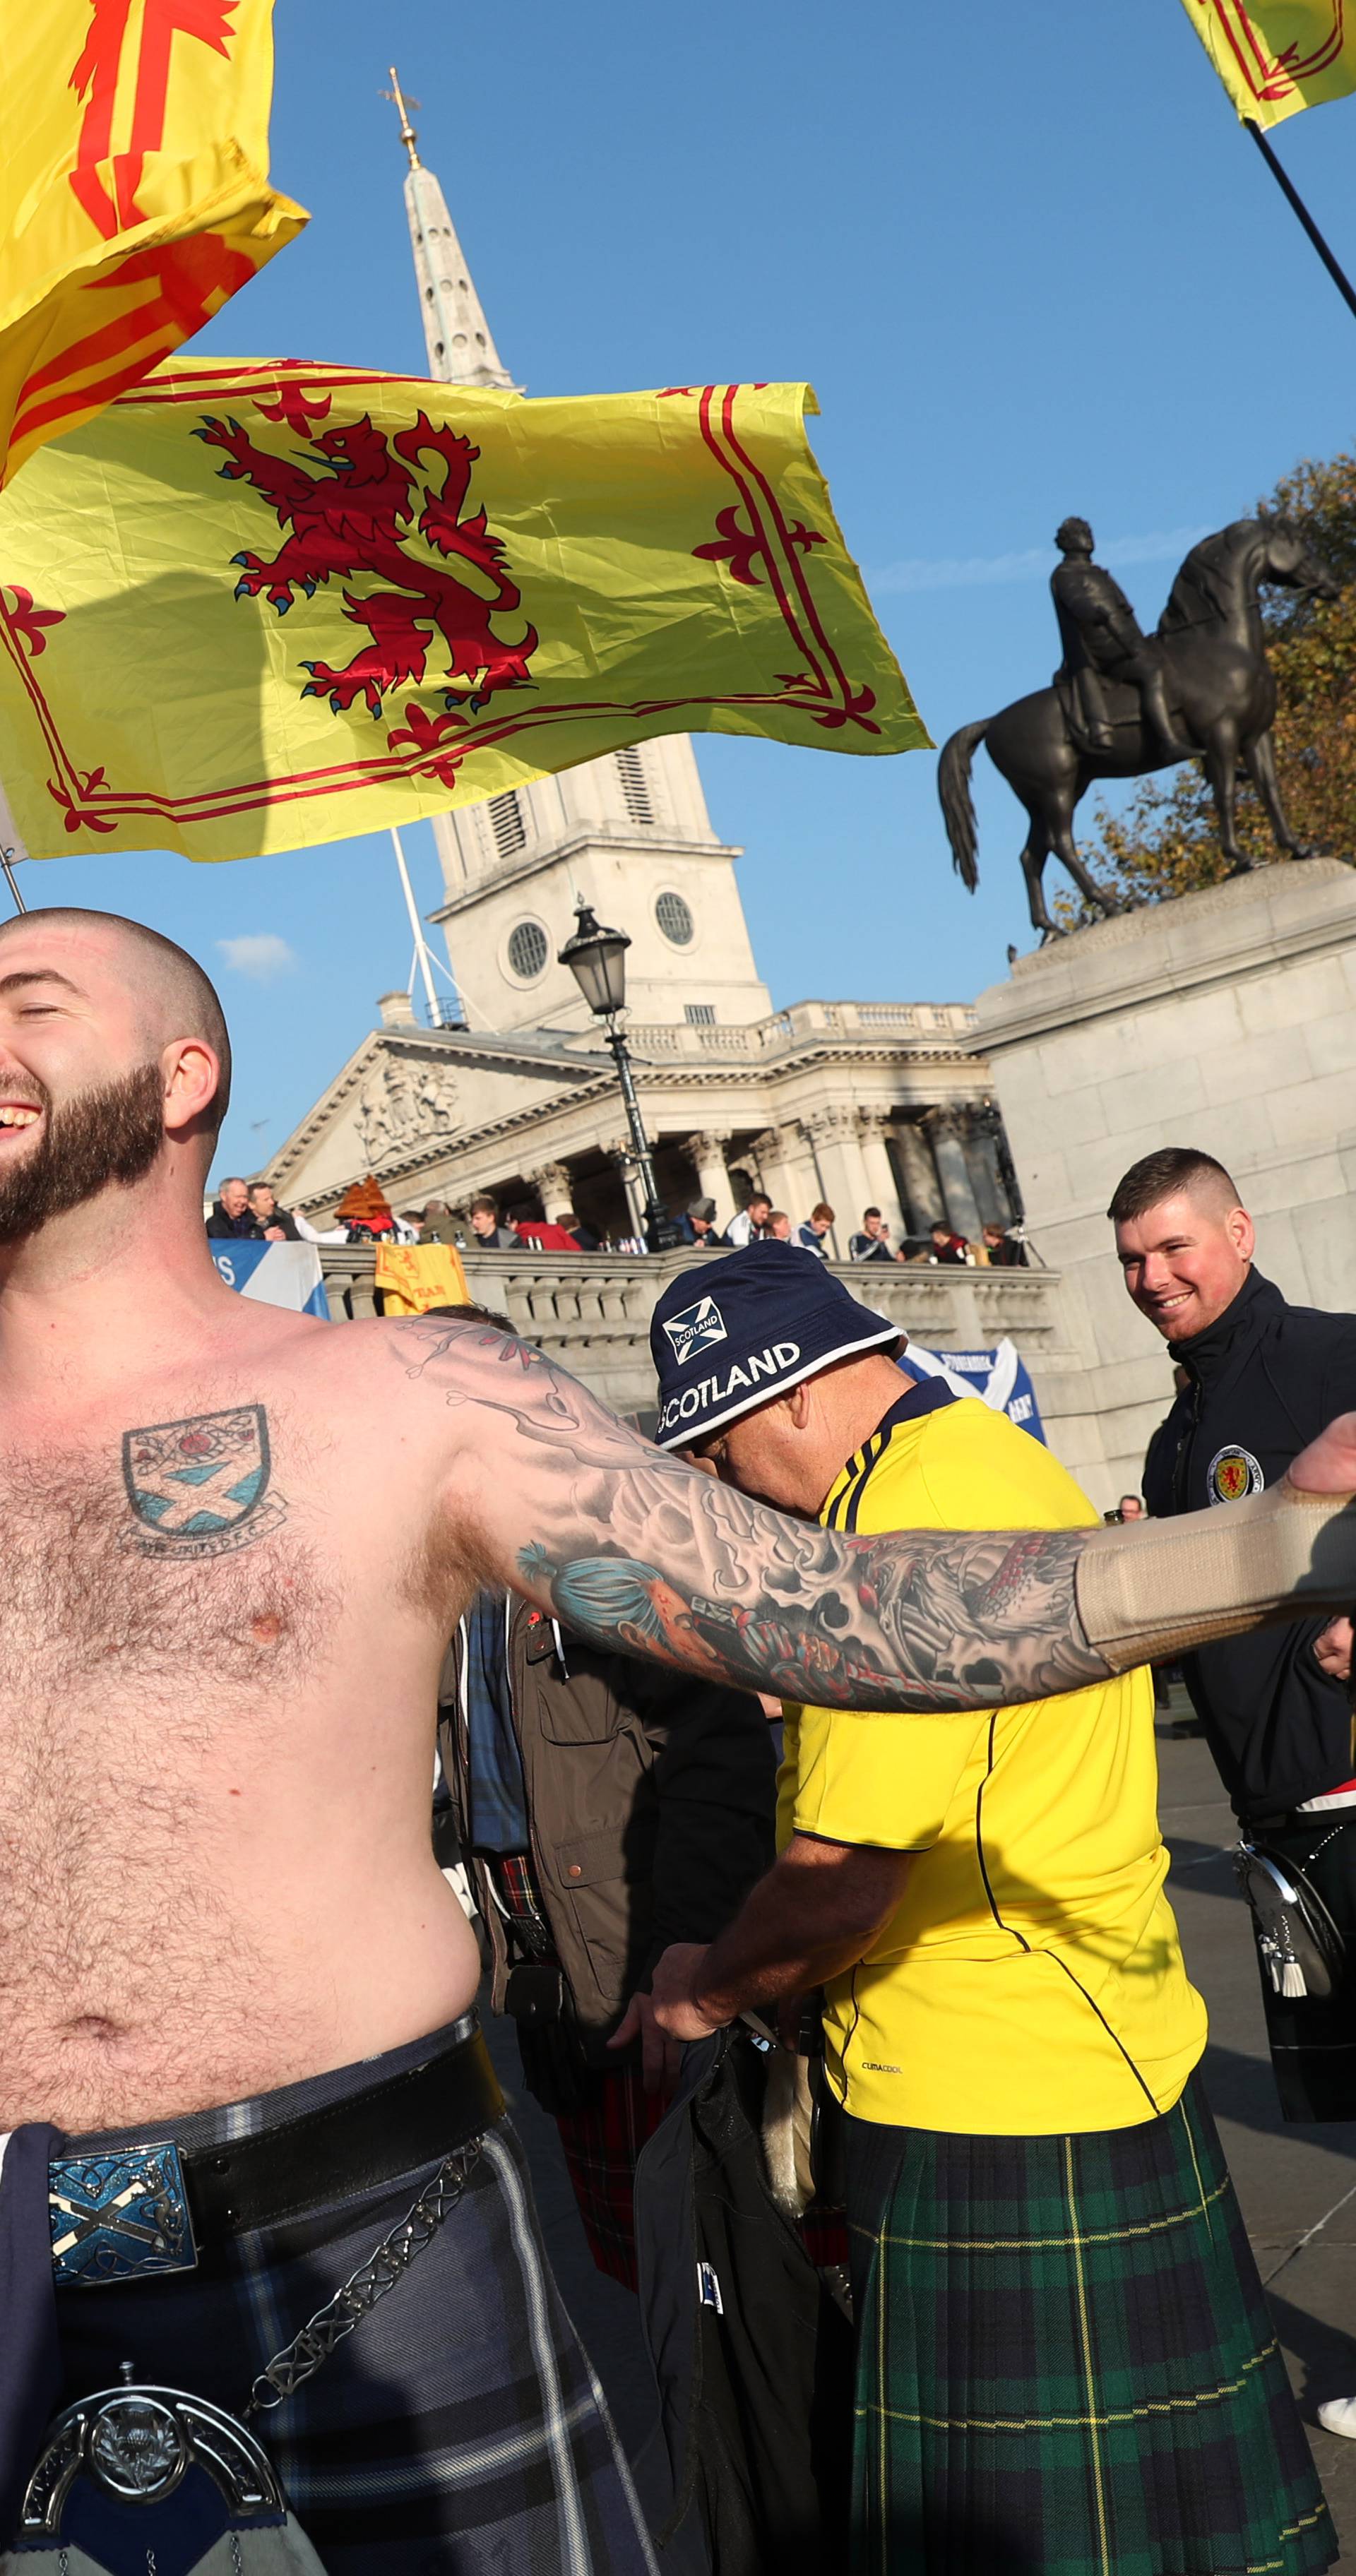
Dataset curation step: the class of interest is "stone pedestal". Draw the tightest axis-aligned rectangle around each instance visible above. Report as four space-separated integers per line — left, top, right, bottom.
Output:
973 859 1356 1504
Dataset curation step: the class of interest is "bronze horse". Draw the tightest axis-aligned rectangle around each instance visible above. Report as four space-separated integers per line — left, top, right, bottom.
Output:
937 518 1340 937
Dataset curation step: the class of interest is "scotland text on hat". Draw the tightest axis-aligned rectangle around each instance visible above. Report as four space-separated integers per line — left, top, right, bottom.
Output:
658 1340 802 1441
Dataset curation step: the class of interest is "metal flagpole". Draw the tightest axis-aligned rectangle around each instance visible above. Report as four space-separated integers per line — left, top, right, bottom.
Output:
389 826 444 1025
1245 120 1356 324
0 852 26 914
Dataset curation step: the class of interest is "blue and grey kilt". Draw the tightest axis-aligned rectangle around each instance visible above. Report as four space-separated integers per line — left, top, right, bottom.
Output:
843 2070 1336 2576
52 2023 658 2574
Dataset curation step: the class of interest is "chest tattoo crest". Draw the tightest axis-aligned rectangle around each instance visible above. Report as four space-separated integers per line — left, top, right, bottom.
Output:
120 1406 287 1558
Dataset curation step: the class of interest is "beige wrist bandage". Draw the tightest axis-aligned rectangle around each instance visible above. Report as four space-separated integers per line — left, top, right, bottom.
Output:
1075 1477 1356 1671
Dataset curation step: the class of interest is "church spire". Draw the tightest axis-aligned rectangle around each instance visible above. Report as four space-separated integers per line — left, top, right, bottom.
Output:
383 67 516 392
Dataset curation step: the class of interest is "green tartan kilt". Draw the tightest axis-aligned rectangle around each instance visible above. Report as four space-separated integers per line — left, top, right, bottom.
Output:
848 2070 1335 2576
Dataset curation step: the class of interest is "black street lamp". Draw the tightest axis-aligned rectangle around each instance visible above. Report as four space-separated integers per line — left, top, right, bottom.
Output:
558 899 684 1251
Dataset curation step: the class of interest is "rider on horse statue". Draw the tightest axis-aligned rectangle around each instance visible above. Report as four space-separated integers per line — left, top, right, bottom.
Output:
1051 518 1195 765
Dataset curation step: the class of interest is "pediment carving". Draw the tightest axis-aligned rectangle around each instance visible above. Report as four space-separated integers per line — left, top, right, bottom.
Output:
357 1053 460 1165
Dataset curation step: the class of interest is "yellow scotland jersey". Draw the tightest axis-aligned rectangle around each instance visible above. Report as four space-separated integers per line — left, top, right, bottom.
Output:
785 1383 1206 2133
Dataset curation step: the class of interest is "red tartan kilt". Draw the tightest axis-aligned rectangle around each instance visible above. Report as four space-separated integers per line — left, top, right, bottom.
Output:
554 2063 669 2291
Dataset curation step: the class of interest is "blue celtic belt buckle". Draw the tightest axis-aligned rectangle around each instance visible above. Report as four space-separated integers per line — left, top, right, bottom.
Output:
49 2140 198 2285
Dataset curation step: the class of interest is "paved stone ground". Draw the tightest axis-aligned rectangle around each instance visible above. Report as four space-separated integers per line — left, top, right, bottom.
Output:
489 1700 1356 2565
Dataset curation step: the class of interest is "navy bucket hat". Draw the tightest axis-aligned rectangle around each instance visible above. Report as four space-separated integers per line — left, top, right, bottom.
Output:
650 1244 903 1450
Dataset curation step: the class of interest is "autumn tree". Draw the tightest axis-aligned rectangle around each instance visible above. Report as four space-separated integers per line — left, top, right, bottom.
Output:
1078 444 1356 906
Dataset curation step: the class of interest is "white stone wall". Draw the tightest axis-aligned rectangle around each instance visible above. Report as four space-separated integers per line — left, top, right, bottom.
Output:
974 861 1356 1508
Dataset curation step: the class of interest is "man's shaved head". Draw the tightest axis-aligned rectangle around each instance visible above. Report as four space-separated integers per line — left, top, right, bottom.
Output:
0 907 232 1131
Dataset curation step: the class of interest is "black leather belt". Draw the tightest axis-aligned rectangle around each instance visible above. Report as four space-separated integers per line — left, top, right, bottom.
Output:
52 2015 505 2285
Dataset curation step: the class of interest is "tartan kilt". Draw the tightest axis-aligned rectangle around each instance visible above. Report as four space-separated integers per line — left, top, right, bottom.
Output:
847 2070 1335 2576
554 2065 670 2291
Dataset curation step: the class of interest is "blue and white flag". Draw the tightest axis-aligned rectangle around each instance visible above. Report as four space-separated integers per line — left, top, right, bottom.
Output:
903 1335 1046 1443
210 1240 329 1319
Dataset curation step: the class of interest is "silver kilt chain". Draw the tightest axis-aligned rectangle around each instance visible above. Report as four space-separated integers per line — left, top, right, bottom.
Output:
244 2140 482 2416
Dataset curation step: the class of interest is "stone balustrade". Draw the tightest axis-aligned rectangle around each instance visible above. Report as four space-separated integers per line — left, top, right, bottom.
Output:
320 1244 1065 1421
581 996 980 1063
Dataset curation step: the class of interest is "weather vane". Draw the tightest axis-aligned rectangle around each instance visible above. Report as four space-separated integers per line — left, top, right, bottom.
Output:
381 66 422 169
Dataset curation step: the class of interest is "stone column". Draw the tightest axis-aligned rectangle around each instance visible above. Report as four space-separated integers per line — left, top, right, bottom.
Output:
857 1111 908 1239
927 1108 984 1237
775 1120 822 1223
803 1109 874 1249
528 1159 575 1221
686 1128 733 1221
891 1119 944 1234
748 1127 801 1217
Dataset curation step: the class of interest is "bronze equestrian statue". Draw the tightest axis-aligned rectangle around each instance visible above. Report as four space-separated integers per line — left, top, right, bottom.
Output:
937 516 1340 938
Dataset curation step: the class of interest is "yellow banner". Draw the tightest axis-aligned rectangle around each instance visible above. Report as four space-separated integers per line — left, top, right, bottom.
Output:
1178 0 1356 124
0 0 306 484
374 1244 470 1316
0 361 929 862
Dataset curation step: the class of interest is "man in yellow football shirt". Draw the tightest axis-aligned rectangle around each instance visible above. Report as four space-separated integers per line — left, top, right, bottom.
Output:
629 1247 1333 2576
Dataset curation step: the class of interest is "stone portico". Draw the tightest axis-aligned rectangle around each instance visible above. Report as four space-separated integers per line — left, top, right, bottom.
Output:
268 991 1021 1259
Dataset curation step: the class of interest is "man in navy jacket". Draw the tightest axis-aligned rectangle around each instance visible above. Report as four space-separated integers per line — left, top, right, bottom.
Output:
1110 1146 1356 2126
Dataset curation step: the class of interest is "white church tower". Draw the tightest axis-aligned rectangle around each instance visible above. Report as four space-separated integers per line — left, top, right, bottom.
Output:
386 73 772 1037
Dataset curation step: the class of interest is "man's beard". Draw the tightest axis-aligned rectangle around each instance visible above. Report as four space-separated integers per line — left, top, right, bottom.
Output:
0 1060 167 1241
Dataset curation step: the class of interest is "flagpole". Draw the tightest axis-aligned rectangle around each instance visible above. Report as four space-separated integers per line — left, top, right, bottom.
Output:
389 825 444 1025
1245 120 1356 324
0 851 25 914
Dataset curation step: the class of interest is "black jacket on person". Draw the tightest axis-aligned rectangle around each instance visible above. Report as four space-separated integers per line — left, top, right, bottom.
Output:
205 1201 262 1239
1142 1267 1356 1820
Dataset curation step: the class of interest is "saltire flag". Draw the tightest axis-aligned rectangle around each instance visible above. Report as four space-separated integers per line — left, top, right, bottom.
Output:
209 1238 328 1316
0 0 305 487
0 360 929 864
1178 0 1356 124
903 1339 1047 1444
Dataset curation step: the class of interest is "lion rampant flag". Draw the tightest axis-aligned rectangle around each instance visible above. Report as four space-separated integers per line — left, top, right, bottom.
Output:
0 0 305 486
0 359 928 862
1178 0 1356 124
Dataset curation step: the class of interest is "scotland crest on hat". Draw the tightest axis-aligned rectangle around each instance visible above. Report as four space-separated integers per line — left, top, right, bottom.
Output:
662 1292 729 1367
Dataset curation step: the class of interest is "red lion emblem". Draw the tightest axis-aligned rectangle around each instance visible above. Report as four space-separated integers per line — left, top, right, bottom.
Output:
194 408 538 723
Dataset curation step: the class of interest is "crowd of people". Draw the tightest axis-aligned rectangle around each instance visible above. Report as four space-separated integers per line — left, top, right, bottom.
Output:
206 1169 1030 1270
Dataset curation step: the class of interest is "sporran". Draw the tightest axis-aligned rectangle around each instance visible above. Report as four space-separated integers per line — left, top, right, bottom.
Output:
3 2145 480 2576
1234 1840 1346 2000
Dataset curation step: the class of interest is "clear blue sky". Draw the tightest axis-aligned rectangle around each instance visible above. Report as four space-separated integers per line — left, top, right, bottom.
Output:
14 0 1356 1186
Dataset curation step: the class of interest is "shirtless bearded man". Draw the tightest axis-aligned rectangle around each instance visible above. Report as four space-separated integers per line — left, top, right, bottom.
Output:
2 908 1356 2571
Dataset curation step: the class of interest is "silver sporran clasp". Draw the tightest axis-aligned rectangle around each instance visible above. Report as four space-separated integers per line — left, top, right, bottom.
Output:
4 2366 326 2574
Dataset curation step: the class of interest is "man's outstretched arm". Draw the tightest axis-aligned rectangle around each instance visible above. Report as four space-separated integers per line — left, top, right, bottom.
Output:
393 1317 1356 1717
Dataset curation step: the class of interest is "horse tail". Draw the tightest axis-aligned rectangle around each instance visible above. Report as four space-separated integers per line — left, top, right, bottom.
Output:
937 717 992 893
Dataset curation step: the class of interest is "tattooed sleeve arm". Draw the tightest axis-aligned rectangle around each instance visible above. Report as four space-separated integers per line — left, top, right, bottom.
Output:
397 1315 1105 1710
394 1317 1356 1712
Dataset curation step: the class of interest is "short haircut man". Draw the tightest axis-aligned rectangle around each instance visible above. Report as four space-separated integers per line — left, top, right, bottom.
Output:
639 1244 1322 2568
794 1203 835 1258
848 1206 898 1265
1110 1140 1356 2150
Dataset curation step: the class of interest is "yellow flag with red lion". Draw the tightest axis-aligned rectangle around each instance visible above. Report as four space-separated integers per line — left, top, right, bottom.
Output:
1178 0 1356 124
0 0 305 485
0 360 928 863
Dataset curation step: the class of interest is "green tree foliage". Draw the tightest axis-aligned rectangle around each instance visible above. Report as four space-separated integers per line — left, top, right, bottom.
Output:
1079 446 1356 906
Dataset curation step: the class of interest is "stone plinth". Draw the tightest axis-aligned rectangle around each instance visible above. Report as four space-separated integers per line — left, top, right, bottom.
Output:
973 859 1356 1504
